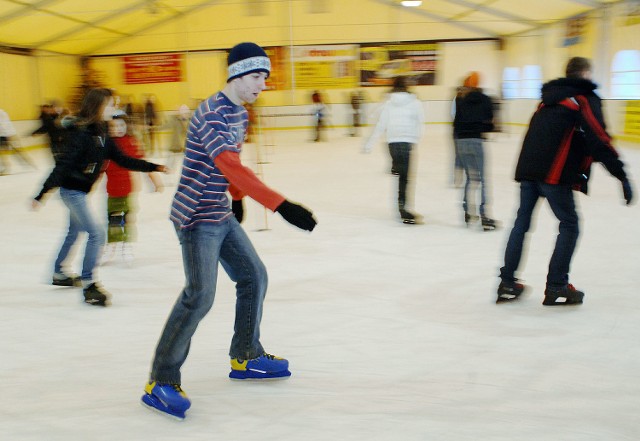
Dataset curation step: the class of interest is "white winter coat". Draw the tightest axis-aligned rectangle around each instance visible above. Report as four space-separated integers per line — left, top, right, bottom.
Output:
363 92 425 152
0 109 17 137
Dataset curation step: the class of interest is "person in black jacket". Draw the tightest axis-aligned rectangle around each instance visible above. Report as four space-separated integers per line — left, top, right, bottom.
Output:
32 88 167 306
496 57 633 306
31 102 68 163
453 72 498 230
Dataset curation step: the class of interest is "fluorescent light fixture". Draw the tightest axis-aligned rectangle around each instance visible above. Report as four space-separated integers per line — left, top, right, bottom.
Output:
401 0 422 6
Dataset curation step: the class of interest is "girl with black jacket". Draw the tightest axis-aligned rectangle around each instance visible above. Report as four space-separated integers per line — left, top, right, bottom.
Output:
32 88 166 306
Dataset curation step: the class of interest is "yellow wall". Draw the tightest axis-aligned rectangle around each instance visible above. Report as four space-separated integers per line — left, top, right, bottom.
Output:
0 52 80 120
0 53 39 120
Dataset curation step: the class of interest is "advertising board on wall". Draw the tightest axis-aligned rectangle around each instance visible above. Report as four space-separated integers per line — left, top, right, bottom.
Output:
360 42 439 87
123 53 183 84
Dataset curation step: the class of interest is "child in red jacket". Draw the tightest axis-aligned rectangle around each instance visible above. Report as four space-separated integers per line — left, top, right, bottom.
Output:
103 111 162 264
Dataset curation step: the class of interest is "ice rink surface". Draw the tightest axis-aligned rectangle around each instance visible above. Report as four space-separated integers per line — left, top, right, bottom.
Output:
1 125 639 440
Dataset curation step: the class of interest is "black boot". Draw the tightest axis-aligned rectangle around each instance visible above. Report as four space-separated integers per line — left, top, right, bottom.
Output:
83 283 111 306
496 280 526 303
481 216 498 231
543 284 584 306
464 212 479 226
52 274 81 287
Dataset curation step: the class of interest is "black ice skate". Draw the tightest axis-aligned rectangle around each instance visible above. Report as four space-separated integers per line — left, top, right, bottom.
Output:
83 283 111 306
481 216 499 231
52 273 81 287
543 284 584 306
496 280 526 303
400 209 423 225
464 212 479 227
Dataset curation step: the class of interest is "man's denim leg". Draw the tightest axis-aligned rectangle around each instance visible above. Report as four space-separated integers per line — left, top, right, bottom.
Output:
540 183 579 287
150 223 226 384
220 220 267 360
58 188 105 281
500 181 540 282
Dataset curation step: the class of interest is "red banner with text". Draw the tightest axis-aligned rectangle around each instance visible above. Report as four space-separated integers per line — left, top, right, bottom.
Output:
123 54 184 84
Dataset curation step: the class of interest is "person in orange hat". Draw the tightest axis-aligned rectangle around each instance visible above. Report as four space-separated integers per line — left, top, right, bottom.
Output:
453 71 498 230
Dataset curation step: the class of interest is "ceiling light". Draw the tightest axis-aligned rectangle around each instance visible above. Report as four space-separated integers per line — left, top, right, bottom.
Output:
401 1 422 6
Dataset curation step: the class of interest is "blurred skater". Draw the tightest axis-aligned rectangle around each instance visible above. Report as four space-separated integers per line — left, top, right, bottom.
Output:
0 108 36 175
496 57 634 305
32 88 166 306
363 76 425 224
102 110 163 265
453 72 498 231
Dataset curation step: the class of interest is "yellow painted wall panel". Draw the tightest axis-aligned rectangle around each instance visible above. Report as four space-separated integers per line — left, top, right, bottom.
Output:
0 53 39 120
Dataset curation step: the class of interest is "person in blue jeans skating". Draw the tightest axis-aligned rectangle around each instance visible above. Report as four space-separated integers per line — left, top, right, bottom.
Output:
32 88 166 306
497 57 633 306
453 71 498 231
141 42 317 420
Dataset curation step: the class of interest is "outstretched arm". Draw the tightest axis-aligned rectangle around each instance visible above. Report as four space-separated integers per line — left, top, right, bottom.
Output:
214 150 285 211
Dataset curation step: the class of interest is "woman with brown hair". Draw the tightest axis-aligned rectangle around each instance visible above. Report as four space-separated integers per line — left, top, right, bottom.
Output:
32 88 166 306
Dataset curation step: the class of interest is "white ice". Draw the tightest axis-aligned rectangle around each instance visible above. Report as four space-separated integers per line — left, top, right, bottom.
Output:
1 125 639 440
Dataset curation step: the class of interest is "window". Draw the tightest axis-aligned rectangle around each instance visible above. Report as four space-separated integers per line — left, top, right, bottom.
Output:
521 65 542 99
502 67 520 99
611 50 640 99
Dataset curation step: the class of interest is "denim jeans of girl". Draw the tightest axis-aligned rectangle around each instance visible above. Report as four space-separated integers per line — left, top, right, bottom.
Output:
150 218 268 384
456 138 486 216
500 180 579 287
55 187 105 281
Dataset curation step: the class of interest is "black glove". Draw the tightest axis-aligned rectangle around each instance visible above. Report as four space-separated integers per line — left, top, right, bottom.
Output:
622 179 633 205
275 200 317 232
232 199 244 223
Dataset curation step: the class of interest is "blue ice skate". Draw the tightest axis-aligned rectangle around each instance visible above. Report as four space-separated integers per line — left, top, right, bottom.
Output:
141 381 191 420
229 353 291 380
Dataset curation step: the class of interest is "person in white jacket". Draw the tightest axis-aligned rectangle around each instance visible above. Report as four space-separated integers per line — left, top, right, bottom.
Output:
0 108 36 175
363 76 425 223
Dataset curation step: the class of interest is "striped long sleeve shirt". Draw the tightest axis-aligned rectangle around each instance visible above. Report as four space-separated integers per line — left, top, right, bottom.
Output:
170 92 284 229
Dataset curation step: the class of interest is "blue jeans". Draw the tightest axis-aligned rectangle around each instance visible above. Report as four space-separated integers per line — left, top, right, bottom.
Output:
55 188 105 282
456 138 486 216
389 142 412 209
500 180 579 287
150 218 268 384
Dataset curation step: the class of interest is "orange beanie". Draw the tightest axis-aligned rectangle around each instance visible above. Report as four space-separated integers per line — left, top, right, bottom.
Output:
464 72 479 88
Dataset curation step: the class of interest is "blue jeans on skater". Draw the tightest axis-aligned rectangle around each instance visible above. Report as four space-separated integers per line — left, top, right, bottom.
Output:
150 218 268 385
55 187 105 282
500 180 579 288
456 138 486 217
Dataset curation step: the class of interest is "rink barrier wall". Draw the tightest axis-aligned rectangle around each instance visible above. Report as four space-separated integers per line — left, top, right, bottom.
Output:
8 99 639 150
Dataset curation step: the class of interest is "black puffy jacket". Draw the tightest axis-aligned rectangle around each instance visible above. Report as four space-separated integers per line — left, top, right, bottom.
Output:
35 119 159 201
515 77 626 193
453 89 494 139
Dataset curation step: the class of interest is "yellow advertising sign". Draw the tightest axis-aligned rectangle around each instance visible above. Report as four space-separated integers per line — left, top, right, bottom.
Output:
623 100 640 136
292 45 358 89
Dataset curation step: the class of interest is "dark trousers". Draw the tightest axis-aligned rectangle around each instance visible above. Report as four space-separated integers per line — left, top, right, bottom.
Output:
500 180 579 288
388 142 412 209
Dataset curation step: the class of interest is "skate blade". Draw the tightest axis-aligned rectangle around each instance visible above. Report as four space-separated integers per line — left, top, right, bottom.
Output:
496 295 520 304
229 369 292 381
141 395 186 420
84 298 110 307
542 297 584 306
402 219 424 225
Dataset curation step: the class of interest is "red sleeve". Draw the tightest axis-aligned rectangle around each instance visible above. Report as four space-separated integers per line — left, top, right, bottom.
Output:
228 183 245 201
214 150 285 211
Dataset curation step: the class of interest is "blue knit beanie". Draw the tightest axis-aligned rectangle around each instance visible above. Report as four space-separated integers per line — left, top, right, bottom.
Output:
227 42 271 82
